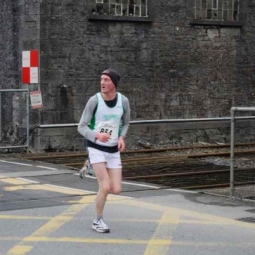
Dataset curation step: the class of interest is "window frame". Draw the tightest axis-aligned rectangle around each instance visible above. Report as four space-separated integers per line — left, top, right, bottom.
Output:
88 0 153 23
188 0 245 27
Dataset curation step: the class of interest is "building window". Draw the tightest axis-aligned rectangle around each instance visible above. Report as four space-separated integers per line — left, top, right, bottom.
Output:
92 0 148 18
193 0 239 22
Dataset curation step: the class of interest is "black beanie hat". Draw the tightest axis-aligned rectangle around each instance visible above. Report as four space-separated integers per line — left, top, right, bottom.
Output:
101 69 120 87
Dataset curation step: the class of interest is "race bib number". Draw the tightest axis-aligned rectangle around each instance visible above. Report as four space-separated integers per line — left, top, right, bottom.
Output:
97 122 118 140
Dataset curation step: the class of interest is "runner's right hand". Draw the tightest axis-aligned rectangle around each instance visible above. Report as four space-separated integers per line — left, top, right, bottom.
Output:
96 133 110 143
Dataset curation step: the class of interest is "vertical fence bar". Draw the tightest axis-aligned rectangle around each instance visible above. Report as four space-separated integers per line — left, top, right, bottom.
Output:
0 92 1 141
230 107 235 197
26 90 30 147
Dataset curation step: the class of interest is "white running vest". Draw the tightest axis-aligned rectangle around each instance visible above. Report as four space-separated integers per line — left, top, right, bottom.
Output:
94 92 124 147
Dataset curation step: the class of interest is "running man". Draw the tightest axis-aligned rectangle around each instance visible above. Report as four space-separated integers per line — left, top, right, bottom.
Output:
78 69 130 233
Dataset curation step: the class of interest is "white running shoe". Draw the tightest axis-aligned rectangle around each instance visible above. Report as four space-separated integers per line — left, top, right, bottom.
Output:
79 165 87 179
79 160 95 178
92 219 110 233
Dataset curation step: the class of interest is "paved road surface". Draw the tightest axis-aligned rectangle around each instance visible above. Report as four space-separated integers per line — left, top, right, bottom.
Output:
0 158 255 255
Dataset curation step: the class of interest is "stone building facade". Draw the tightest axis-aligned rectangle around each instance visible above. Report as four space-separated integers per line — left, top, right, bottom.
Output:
0 0 255 151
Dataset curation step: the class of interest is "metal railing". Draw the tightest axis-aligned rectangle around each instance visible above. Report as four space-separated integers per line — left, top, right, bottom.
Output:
230 107 255 198
32 116 255 129
1 109 254 199
32 115 255 200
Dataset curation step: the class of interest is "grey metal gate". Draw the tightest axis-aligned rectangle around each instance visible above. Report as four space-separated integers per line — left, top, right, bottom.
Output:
0 89 29 150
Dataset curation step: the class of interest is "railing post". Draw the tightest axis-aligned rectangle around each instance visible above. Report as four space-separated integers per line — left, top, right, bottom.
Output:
26 91 30 147
0 92 1 141
230 107 236 197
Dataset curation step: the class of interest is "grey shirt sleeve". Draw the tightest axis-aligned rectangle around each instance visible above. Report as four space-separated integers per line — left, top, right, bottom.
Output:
77 95 98 142
120 94 130 137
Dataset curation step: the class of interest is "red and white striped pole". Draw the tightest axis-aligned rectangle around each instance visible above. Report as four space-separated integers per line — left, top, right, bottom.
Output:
22 50 39 84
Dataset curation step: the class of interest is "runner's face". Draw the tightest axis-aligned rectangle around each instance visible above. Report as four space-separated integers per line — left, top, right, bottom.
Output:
100 74 115 93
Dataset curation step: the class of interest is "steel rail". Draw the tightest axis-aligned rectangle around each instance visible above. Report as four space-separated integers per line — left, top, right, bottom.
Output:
124 167 255 180
55 149 255 167
23 142 255 160
180 181 255 190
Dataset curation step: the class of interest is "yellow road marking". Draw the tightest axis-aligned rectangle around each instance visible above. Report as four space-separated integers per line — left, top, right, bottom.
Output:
111 199 255 230
1 236 255 248
69 194 129 204
5 196 92 255
0 215 50 220
0 237 21 241
4 184 92 195
0 237 249 248
144 211 179 255
0 214 247 227
23 236 163 244
7 245 33 255
1 174 255 254
2 196 255 254
0 178 32 185
0 177 95 196
31 196 91 237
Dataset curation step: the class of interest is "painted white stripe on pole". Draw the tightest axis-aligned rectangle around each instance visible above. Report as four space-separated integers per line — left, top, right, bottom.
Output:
22 51 30 67
30 67 39 83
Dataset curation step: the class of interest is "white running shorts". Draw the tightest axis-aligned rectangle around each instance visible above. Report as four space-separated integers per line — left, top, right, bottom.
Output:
87 147 122 169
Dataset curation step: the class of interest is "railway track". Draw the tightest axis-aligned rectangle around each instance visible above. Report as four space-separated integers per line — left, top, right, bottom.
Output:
22 142 255 190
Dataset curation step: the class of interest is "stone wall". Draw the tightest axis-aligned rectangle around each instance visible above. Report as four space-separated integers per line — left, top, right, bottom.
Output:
1 1 255 151
0 0 19 89
0 0 20 142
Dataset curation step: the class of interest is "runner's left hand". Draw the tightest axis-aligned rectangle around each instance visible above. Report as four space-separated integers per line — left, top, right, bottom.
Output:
118 136 125 152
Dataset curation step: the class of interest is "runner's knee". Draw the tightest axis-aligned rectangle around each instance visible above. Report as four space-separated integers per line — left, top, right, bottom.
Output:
99 183 111 194
110 185 121 194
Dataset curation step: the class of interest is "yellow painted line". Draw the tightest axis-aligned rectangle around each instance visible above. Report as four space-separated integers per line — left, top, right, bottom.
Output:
0 215 231 226
172 240 255 247
1 236 255 248
109 218 220 225
69 194 130 204
0 177 95 196
144 211 179 255
0 215 50 220
5 196 92 255
4 184 92 195
1 235 255 248
111 199 255 230
24 236 170 245
7 245 33 255
0 237 21 241
0 178 33 185
12 237 255 248
0 214 246 227
31 196 91 237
